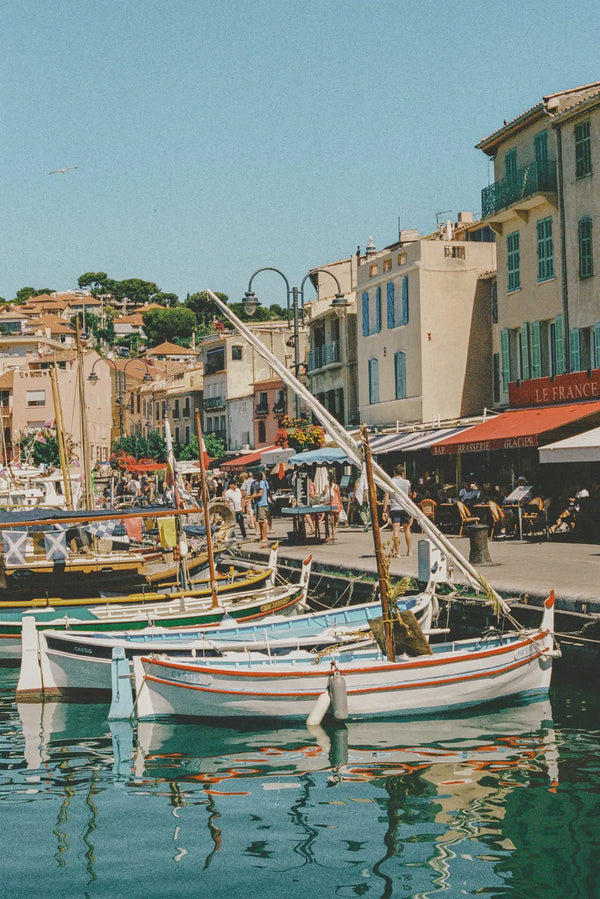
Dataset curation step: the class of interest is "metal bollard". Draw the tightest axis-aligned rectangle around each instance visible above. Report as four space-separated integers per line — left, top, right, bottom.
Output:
466 523 493 566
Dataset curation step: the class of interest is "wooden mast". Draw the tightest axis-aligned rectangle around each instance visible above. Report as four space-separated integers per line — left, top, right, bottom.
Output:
362 425 395 662
195 410 219 608
75 327 94 509
49 364 74 510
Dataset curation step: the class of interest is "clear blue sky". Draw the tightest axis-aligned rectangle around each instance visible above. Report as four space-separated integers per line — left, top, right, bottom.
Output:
1 0 598 307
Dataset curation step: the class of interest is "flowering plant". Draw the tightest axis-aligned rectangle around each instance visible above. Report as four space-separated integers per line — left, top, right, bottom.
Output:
275 416 325 452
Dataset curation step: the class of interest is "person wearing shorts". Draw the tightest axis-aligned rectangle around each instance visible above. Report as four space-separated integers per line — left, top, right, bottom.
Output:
382 465 413 556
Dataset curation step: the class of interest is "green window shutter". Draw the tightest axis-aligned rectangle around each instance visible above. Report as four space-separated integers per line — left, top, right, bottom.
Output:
361 292 370 336
520 323 530 380
554 313 565 374
505 148 517 180
531 321 542 378
534 130 548 164
593 324 600 369
537 217 554 281
507 232 520 291
401 276 409 325
579 217 593 278
374 286 381 333
500 329 510 392
368 358 379 404
570 328 581 372
386 282 395 328
575 121 592 178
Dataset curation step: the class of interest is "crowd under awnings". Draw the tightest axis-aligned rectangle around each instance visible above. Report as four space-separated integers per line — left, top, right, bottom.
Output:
431 401 600 455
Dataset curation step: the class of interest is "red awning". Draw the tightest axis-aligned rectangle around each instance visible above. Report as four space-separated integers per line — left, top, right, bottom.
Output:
431 401 600 454
221 445 277 470
125 460 167 471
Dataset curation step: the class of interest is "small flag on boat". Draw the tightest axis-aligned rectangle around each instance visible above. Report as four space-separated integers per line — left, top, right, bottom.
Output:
85 519 117 539
125 517 143 542
44 530 68 562
34 431 46 444
1 530 27 566
158 516 177 548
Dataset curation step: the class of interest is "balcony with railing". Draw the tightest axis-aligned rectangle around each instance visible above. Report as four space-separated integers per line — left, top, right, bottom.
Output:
255 402 269 417
204 395 226 410
481 160 557 219
206 427 226 443
307 340 341 372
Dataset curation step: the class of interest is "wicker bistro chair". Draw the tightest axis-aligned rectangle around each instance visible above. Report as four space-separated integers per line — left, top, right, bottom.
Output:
523 497 550 539
456 501 480 537
419 498 437 523
488 501 506 539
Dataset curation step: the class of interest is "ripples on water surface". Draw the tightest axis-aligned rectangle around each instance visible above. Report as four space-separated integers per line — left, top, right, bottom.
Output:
0 669 598 898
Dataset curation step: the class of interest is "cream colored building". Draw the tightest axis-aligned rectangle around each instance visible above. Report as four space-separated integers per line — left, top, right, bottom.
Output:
356 223 496 427
476 82 600 402
199 324 307 451
305 257 358 426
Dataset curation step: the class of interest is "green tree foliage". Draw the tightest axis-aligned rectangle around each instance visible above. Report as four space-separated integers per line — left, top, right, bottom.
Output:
142 307 196 345
154 292 179 307
114 431 167 462
185 291 229 331
13 287 55 304
18 428 72 467
77 272 108 295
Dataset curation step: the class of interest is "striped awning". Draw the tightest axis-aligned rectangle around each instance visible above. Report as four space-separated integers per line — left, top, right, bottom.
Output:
369 427 470 455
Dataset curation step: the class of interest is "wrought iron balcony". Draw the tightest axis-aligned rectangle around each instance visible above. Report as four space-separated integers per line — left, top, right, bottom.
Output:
273 402 287 415
481 160 557 218
204 395 226 410
255 403 269 417
307 340 341 372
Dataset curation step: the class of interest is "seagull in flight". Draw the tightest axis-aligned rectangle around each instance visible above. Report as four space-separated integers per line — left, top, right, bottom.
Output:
49 166 77 174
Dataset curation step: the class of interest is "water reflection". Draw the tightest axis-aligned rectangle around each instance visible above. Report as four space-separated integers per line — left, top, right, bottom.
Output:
0 669 597 897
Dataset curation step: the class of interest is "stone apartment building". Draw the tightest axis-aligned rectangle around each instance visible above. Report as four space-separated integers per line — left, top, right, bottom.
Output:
476 81 600 407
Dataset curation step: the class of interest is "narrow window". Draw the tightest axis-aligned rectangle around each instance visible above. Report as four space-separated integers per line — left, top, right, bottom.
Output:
575 120 592 178
534 130 548 164
386 282 395 329
368 358 379 404
507 232 520 291
505 148 517 180
579 217 593 278
373 286 381 333
394 351 406 399
500 329 510 392
361 292 370 337
537 217 554 282
570 329 581 372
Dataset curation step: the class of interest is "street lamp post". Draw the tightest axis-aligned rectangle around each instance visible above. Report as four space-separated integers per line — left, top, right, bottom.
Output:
88 358 153 450
242 267 346 419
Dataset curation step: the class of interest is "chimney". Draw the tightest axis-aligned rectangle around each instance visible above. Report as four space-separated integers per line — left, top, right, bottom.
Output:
457 211 473 224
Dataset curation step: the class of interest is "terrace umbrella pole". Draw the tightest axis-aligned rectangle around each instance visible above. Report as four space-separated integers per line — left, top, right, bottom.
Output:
195 411 219 607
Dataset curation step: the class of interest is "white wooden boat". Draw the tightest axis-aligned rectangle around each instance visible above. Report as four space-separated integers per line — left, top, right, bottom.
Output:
16 587 438 698
131 593 558 721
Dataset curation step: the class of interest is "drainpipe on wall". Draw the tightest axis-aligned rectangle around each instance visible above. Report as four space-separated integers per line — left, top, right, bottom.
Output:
555 124 571 371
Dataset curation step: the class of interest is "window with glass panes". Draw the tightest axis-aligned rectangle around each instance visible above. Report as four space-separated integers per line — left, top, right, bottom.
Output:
536 217 554 281
507 232 520 291
579 217 593 278
575 120 592 178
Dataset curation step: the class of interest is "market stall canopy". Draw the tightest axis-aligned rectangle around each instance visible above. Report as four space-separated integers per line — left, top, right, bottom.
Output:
260 447 296 466
369 426 471 454
221 445 277 471
288 447 351 466
539 426 600 464
431 401 600 455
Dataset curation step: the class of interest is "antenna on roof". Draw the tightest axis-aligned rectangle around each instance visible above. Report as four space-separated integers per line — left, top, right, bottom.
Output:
435 210 452 227
397 215 401 240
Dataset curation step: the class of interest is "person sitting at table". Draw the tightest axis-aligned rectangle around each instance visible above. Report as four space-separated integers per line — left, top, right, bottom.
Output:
550 484 589 533
459 479 480 504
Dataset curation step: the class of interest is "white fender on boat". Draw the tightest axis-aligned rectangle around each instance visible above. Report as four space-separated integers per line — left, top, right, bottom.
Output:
268 542 279 587
306 690 330 726
329 669 348 721
16 616 43 702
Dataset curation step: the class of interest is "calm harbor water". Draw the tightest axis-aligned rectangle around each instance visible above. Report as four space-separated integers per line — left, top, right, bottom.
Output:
0 669 598 898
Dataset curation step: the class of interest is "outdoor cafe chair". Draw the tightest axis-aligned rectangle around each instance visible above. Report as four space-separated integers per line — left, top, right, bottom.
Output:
456 501 480 537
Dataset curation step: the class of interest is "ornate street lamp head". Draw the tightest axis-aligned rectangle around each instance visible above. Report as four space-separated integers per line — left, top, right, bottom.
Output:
242 291 261 317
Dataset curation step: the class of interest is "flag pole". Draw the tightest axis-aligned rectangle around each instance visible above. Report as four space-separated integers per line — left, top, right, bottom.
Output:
195 410 219 608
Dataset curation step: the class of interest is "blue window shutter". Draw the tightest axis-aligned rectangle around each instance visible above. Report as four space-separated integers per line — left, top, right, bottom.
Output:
386 282 395 329
362 292 369 337
500 329 510 392
520 323 530 380
402 276 409 324
554 313 565 374
374 286 381 333
394 351 406 399
570 328 581 372
531 321 542 378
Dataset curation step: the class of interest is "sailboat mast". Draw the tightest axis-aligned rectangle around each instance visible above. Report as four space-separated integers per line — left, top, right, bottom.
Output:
49 364 74 510
362 426 395 661
75 327 94 508
195 411 219 607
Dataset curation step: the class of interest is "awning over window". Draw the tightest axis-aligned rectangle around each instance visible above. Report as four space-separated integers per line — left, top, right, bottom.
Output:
369 427 471 455
431 401 600 455
539 426 600 464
